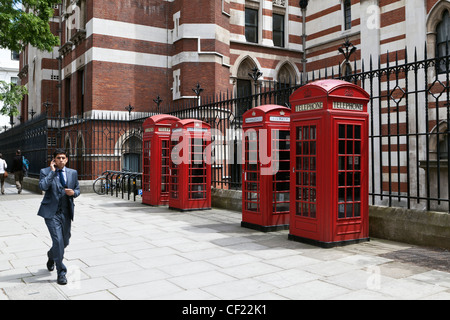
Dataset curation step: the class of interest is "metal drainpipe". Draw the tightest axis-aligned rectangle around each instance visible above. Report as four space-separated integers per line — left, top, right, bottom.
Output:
300 0 309 84
57 2 62 142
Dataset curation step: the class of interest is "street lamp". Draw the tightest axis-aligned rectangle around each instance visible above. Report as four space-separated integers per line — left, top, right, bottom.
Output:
248 67 263 106
192 83 204 106
338 38 357 81
125 103 134 119
29 108 36 119
153 95 163 113
43 100 53 114
248 67 262 91
299 0 309 84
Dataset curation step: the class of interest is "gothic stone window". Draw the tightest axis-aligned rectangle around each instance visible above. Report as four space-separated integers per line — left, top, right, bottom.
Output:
426 1 450 72
436 10 450 73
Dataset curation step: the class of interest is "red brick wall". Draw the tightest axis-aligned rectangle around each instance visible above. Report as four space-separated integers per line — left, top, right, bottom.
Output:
92 0 169 28
91 61 171 113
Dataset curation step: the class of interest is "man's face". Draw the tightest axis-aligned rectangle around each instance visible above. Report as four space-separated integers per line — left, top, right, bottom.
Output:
54 153 68 169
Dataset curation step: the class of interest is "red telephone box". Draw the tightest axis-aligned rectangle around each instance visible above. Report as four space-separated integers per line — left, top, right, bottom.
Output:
142 114 180 206
241 105 291 231
169 119 212 211
288 79 370 247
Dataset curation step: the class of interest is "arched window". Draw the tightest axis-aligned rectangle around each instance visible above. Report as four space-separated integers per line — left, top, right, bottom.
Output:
236 58 257 118
122 135 142 172
429 121 449 160
64 134 72 157
342 61 353 80
277 63 296 106
426 1 450 72
436 10 450 73
277 63 296 84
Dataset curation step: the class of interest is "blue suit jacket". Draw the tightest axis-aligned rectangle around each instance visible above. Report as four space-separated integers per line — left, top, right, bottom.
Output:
37 167 80 220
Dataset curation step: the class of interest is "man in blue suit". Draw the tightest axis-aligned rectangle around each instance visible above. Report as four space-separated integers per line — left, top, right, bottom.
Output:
38 148 80 285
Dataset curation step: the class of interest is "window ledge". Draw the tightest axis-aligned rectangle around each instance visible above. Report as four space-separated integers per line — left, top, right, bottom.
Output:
230 40 302 54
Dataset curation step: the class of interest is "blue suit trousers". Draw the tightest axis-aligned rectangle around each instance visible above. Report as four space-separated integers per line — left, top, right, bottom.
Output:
45 209 71 276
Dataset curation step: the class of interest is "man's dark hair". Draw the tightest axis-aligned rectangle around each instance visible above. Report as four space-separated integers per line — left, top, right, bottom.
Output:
53 148 68 158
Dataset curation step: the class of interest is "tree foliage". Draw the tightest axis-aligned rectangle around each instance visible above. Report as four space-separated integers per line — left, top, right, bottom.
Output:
0 0 60 52
0 80 28 117
0 0 59 117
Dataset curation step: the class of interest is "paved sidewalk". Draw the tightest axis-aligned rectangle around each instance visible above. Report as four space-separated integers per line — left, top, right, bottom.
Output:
1 181 450 301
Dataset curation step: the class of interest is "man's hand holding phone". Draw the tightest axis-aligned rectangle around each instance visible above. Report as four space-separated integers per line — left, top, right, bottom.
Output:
50 160 56 171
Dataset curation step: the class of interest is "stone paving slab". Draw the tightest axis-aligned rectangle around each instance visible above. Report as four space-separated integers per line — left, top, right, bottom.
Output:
1 182 450 302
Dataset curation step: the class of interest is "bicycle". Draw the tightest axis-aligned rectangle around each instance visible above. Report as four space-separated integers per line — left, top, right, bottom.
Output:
93 174 114 195
93 170 130 195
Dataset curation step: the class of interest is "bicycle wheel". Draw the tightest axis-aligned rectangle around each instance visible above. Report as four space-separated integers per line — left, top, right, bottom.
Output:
93 176 108 195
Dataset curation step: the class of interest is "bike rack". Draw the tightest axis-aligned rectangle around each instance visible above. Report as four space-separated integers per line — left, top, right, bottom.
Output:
108 171 121 196
130 173 142 201
93 170 142 202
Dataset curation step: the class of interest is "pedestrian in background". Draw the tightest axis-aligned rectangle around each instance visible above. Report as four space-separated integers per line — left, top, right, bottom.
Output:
12 149 24 194
38 148 80 285
0 153 7 194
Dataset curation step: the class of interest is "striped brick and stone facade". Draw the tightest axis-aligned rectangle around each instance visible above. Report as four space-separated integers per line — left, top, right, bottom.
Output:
18 0 450 118
15 0 450 211
18 0 307 120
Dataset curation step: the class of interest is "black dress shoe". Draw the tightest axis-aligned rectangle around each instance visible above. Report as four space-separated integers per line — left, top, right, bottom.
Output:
46 258 54 272
57 274 67 285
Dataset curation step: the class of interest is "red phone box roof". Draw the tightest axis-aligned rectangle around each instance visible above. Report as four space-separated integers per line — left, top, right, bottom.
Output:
290 80 370 113
243 105 291 126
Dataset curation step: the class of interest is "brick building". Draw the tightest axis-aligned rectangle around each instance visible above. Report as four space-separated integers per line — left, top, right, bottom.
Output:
17 0 450 118
18 0 306 120
13 0 450 211
16 0 308 175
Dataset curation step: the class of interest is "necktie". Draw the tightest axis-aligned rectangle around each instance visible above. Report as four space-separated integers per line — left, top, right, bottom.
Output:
58 169 66 187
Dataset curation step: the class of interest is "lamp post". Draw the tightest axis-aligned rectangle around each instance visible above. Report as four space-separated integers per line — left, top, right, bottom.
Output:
125 103 134 119
43 100 53 114
29 108 36 119
153 95 163 113
248 66 262 93
299 0 309 84
192 83 204 106
338 38 357 81
248 67 263 106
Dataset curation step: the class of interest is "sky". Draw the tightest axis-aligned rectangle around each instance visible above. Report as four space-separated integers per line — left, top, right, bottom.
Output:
0 115 10 130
